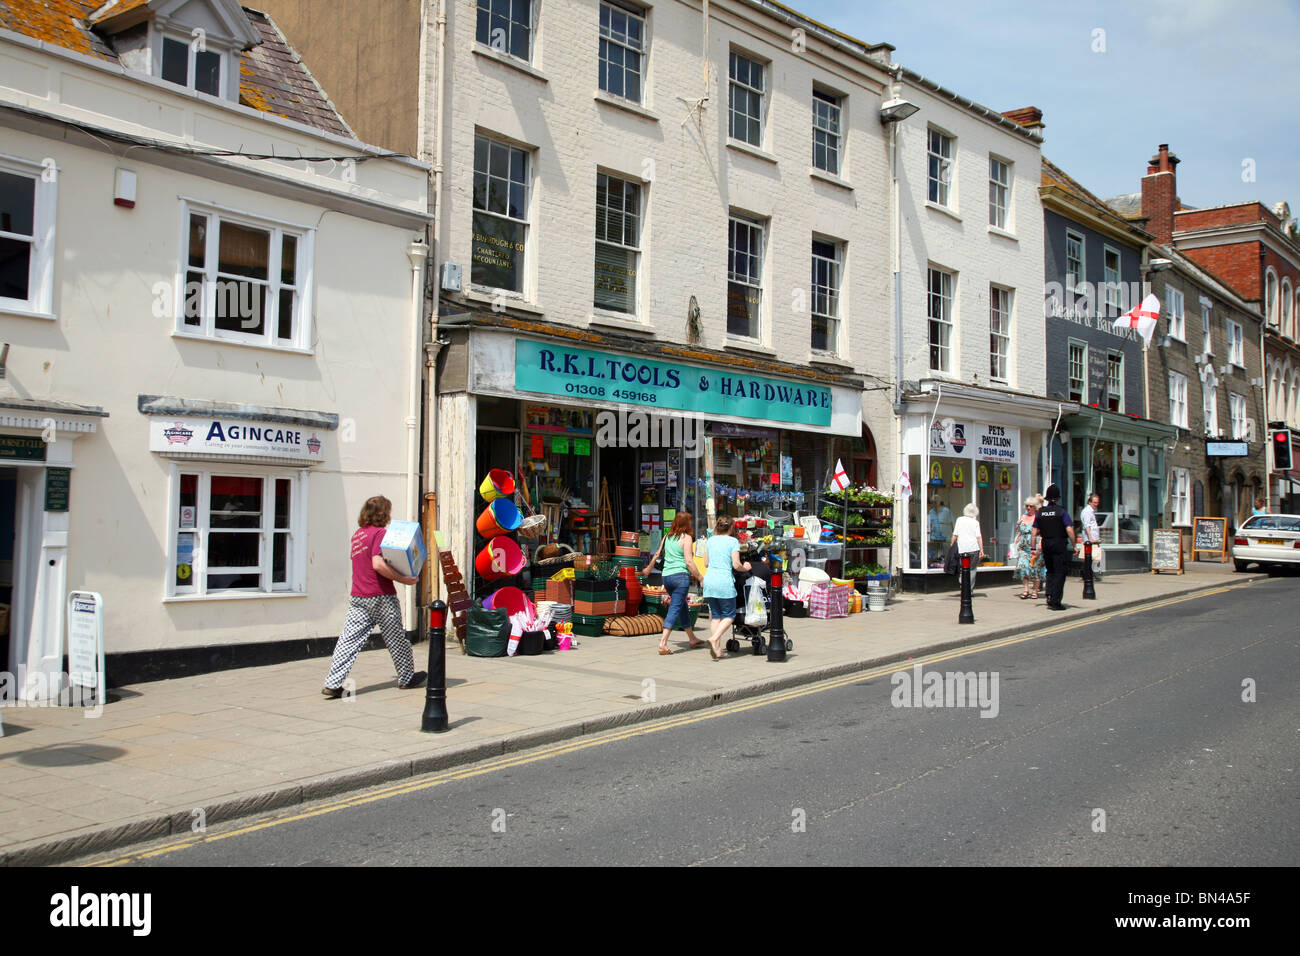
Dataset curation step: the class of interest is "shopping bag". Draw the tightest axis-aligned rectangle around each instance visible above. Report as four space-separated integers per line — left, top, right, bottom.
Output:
943 542 959 576
744 578 768 627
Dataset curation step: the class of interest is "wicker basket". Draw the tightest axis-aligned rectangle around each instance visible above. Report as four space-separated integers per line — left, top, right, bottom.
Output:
517 514 549 538
534 543 579 568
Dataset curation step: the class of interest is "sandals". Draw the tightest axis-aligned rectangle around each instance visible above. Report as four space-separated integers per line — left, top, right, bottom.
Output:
658 646 673 655
1018 592 1030 600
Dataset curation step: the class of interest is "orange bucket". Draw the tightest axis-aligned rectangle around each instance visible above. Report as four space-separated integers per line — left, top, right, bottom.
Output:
479 468 516 502
476 498 521 537
475 536 525 581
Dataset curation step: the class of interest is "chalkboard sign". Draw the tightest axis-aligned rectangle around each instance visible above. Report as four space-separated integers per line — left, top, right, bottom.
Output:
1151 528 1184 574
1192 516 1227 562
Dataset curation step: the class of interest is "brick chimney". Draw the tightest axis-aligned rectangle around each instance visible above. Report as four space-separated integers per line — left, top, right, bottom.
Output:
1141 144 1180 245
1001 107 1044 138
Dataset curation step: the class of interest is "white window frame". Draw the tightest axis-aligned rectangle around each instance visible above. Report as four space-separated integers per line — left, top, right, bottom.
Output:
174 199 314 351
988 156 1010 229
165 463 307 599
1226 318 1244 367
989 284 1010 383
1065 230 1086 295
811 236 842 355
1103 245 1122 313
812 88 843 176
1168 370 1188 429
157 30 229 98
1202 371 1218 437
471 133 532 297
1282 279 1293 341
728 50 766 148
1265 268 1279 327
598 1 646 104
1229 392 1248 440
476 0 535 63
593 170 642 316
927 266 954 373
1200 299 1213 357
928 128 954 207
1106 351 1123 412
1068 340 1087 403
1170 466 1190 525
1166 285 1186 341
0 154 58 318
727 212 765 341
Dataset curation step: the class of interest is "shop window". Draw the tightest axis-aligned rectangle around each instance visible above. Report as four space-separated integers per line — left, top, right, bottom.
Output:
0 157 57 317
472 134 530 294
522 404 595 551
178 202 311 349
727 213 764 339
1118 442 1141 544
594 172 641 314
170 468 301 597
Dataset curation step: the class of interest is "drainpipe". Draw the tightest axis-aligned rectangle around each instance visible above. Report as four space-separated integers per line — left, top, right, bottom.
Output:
1046 402 1064 491
406 238 429 632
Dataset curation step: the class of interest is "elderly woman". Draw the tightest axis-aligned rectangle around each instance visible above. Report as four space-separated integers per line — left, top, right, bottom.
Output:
950 503 985 589
1012 496 1046 599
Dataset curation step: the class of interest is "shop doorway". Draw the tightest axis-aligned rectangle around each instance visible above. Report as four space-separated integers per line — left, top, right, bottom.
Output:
0 468 14 672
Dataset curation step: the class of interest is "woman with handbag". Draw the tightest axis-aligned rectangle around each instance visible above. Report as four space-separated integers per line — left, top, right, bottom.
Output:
644 512 704 654
1012 496 1045 600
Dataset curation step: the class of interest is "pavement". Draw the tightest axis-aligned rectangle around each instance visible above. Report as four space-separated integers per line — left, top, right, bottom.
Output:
0 561 1261 865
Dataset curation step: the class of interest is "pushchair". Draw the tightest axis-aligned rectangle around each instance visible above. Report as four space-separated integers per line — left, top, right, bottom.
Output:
727 552 795 656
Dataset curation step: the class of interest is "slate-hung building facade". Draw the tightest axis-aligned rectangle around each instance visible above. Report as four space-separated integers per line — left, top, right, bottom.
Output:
1109 147 1267 541
0 0 428 692
1038 157 1176 572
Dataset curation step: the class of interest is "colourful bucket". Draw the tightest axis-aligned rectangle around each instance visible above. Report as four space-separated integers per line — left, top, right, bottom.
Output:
479 468 516 502
475 536 525 581
482 586 530 617
476 498 521 537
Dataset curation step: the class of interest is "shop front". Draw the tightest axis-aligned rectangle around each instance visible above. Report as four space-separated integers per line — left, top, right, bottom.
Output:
437 325 868 596
1046 408 1176 571
899 383 1068 591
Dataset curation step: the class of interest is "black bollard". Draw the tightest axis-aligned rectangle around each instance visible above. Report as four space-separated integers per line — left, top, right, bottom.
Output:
959 554 975 624
421 599 449 732
767 556 787 663
1081 541 1096 600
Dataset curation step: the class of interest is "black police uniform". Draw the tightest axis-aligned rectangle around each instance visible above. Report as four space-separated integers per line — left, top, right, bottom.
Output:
1034 502 1073 609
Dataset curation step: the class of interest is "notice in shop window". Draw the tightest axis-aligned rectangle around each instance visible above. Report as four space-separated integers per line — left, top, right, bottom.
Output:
574 438 590 456
552 436 569 454
531 435 544 458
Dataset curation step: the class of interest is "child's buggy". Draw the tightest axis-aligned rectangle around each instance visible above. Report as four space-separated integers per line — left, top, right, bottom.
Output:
728 553 794 656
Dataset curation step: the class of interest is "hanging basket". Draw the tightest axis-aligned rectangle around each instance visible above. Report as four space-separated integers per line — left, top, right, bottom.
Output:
517 513 549 538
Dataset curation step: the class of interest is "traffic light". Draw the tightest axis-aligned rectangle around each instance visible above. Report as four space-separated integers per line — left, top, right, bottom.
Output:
1273 428 1293 472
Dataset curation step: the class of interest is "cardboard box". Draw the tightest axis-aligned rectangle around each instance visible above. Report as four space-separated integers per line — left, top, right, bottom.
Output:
381 521 427 578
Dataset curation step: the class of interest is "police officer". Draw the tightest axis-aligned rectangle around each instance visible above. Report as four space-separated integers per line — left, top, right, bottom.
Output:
1031 484 1077 611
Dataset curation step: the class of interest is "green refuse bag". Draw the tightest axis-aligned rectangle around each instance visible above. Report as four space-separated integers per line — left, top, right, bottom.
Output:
466 606 510 658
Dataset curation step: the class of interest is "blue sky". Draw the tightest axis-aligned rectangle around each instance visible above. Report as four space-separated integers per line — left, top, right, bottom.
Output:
796 0 1300 215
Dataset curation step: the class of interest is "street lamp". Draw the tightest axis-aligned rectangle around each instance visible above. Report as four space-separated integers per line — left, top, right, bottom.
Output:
879 98 920 124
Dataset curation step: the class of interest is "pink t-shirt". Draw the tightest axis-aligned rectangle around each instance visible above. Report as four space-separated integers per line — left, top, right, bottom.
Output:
351 525 396 597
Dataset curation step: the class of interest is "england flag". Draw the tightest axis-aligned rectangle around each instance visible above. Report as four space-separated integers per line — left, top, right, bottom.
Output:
830 459 850 492
1114 293 1161 345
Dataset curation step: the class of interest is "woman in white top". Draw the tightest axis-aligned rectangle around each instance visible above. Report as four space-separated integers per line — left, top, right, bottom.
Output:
950 503 985 589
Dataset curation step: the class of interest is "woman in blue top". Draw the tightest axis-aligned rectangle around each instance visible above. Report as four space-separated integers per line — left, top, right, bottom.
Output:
701 515 751 660
645 512 704 655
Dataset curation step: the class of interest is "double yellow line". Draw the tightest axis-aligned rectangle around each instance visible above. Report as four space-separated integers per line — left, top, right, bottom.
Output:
93 582 1246 865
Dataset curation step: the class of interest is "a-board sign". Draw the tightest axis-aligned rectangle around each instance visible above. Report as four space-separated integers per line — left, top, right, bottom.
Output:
1151 528 1184 573
1192 516 1227 561
67 590 105 707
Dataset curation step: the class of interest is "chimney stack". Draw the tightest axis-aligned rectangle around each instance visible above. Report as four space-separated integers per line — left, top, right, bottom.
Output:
1001 107 1044 139
1141 144 1180 245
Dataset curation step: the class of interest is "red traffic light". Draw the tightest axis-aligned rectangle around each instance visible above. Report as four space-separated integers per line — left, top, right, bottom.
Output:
1272 428 1293 471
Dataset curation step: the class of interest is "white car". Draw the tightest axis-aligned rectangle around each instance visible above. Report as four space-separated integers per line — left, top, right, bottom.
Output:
1232 514 1300 571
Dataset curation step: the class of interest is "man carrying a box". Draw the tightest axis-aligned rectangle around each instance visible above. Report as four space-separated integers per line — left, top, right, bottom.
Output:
323 495 426 697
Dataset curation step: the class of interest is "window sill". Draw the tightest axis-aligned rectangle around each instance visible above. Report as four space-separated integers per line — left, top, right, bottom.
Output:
809 168 853 191
987 225 1018 242
593 91 658 122
925 201 961 223
0 306 56 321
463 288 545 316
171 331 314 356
810 352 852 370
471 44 548 82
164 591 307 603
726 139 778 166
589 309 653 333
724 338 776 357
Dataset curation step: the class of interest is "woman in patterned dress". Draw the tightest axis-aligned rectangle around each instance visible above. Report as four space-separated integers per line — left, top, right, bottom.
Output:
1012 496 1045 599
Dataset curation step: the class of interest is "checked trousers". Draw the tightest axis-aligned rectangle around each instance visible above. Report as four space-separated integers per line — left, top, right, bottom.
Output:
324 594 415 689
